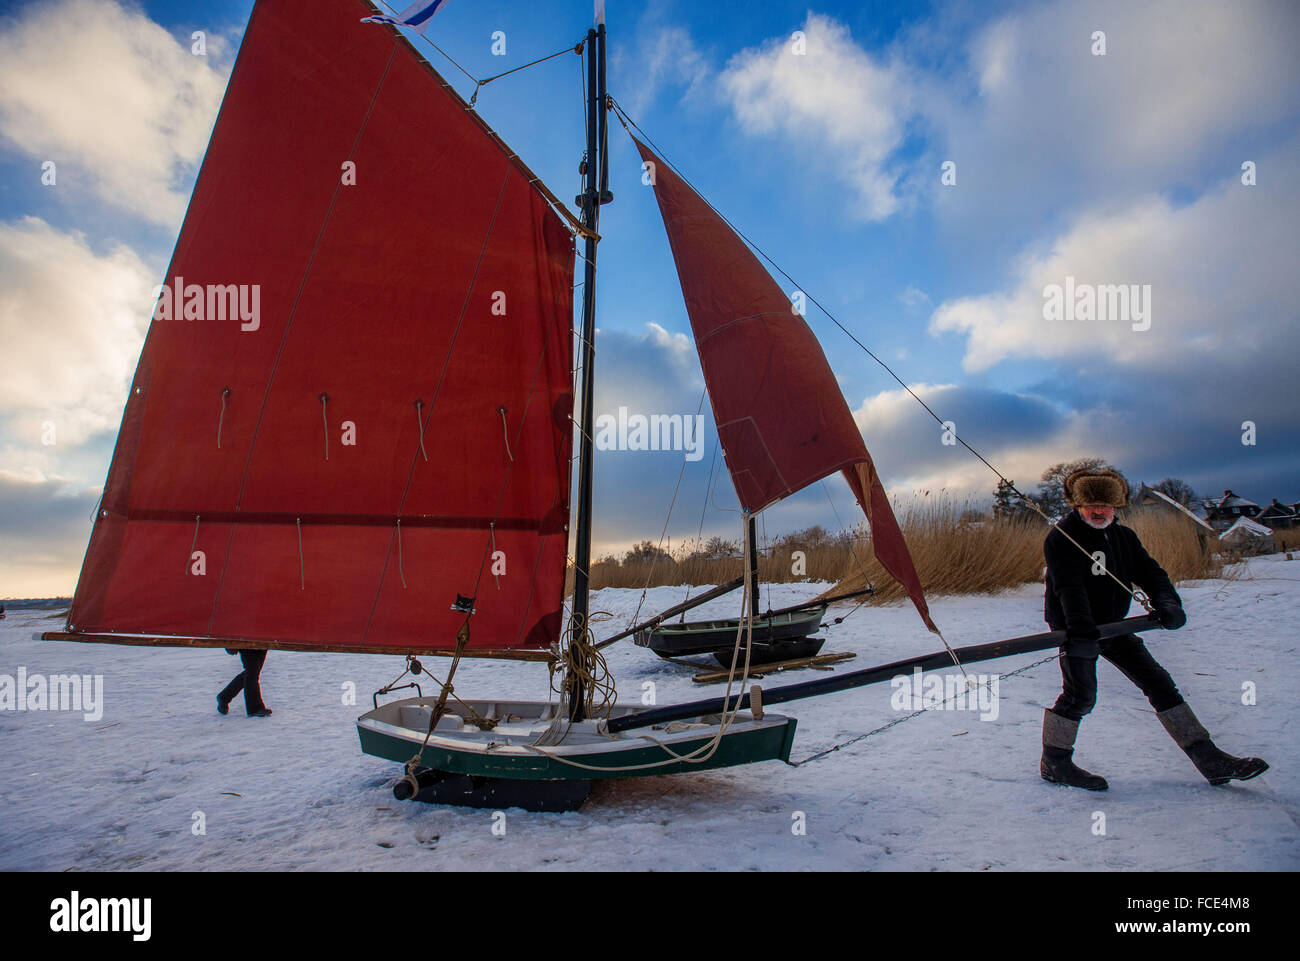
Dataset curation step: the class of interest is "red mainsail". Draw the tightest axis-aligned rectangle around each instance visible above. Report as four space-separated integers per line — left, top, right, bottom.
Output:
634 138 937 633
66 0 575 655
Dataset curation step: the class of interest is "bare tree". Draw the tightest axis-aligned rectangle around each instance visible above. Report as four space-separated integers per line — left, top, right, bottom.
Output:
1152 477 1197 506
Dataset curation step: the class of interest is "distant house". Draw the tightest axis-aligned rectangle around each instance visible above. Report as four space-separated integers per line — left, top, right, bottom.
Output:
1218 516 1275 555
1204 490 1262 532
1134 484 1216 548
1258 499 1298 531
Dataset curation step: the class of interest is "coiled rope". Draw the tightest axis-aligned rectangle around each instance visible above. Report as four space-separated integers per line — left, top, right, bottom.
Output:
525 515 762 772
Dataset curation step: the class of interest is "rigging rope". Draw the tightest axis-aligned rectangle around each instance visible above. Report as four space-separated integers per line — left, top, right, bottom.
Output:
607 97 1152 617
319 392 330 461
395 217 561 768
396 518 406 589
187 515 200 575
217 386 230 449
296 517 305 590
413 400 428 461
469 42 584 105
371 1 579 102
497 406 513 462
679 437 722 621
785 650 1063 766
625 387 708 631
526 513 762 772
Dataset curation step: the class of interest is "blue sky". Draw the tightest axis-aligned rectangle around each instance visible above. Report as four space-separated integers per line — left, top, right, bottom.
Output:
1 0 1298 596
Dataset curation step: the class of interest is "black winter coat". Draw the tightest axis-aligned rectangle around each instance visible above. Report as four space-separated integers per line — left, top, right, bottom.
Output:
1044 510 1181 656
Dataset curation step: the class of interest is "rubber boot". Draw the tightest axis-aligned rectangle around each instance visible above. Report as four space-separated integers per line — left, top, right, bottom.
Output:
1157 703 1268 785
1040 709 1108 791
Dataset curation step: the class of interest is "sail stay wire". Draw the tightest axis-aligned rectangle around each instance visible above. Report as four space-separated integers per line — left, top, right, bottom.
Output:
625 388 709 631
607 98 1152 618
813 479 876 630
367 9 596 240
372 0 583 105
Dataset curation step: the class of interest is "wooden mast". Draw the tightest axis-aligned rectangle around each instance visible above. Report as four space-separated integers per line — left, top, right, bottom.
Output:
568 16 610 721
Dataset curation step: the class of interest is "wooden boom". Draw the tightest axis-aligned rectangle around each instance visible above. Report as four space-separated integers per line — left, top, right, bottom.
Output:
605 614 1163 733
593 575 745 650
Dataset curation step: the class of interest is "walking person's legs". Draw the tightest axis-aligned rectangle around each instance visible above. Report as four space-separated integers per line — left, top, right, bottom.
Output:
217 668 245 715
1042 654 1108 790
1104 634 1266 784
240 650 271 716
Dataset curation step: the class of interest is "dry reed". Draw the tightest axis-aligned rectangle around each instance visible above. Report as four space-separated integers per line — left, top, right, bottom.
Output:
568 498 1239 600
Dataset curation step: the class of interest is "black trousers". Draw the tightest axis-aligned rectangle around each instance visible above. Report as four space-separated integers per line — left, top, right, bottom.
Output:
219 650 268 714
1052 633 1183 721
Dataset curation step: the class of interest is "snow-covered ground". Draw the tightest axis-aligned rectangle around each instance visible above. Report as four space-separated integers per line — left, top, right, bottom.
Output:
2 555 1296 871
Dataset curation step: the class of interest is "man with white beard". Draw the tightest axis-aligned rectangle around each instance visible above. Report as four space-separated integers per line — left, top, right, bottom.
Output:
1039 468 1268 790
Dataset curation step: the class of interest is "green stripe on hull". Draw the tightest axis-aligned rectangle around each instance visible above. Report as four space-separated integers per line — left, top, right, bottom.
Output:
357 719 798 781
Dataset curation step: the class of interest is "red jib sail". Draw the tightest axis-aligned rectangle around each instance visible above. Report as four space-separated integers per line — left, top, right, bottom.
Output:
64 0 575 656
634 138 937 633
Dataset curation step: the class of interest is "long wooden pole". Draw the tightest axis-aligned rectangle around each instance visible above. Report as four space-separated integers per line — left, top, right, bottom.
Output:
593 575 745 649
605 614 1163 733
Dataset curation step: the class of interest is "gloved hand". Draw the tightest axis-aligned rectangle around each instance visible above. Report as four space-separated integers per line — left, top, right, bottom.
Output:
1155 603 1186 630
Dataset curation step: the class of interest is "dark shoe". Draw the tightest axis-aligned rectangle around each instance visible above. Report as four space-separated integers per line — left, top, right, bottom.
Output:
248 708 272 717
1041 747 1110 791
1186 742 1268 785
1158 703 1268 785
217 695 229 716
1041 709 1109 791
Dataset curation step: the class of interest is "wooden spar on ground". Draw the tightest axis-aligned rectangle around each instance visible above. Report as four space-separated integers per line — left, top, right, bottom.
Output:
690 651 856 684
761 587 875 619
594 575 745 650
605 614 1162 733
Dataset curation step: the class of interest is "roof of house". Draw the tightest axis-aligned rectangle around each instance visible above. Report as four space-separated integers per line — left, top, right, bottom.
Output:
1219 516 1274 539
1260 499 1298 517
1212 489 1259 510
1136 485 1216 532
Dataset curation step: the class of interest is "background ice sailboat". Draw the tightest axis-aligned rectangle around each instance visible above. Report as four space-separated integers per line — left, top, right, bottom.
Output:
42 0 1161 812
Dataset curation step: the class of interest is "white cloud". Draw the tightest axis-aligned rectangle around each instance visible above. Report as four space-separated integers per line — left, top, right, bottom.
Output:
0 217 154 446
715 1 1299 228
925 0 1300 227
719 13 911 221
928 140 1298 374
617 19 709 117
0 0 231 226
899 285 931 312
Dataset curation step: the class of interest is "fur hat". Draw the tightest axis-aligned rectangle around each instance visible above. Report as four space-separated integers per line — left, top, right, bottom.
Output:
1064 468 1129 508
